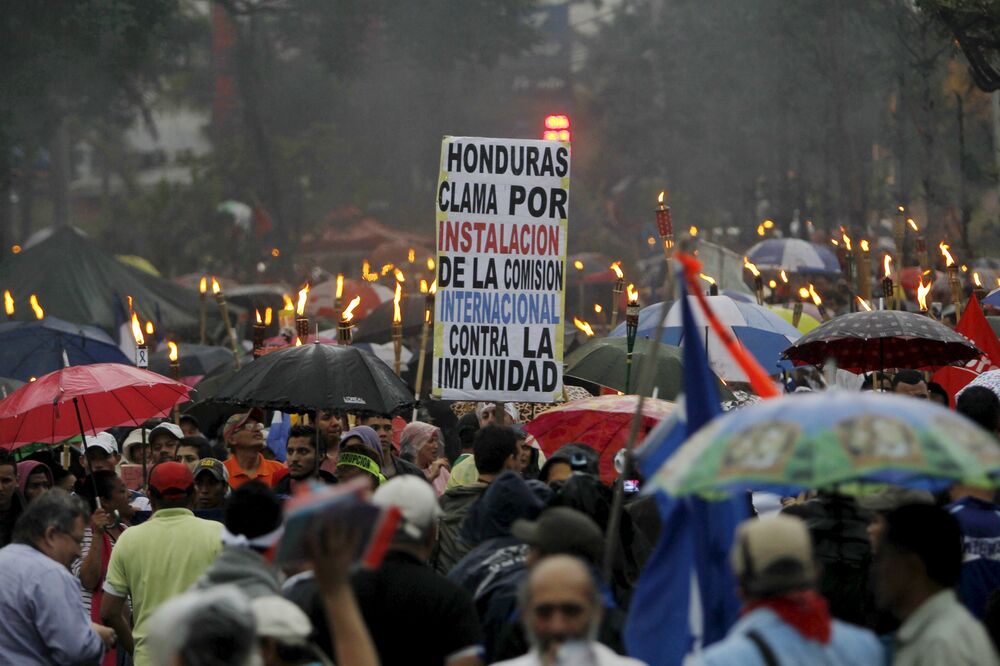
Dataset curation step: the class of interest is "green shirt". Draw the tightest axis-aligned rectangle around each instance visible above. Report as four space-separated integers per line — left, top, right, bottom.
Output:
104 508 222 666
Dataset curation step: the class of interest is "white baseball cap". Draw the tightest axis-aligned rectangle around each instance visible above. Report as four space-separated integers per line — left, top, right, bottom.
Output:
251 595 313 645
373 475 443 541
149 422 184 441
84 432 118 456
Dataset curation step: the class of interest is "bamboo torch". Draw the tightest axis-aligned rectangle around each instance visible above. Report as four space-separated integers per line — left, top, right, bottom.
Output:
858 240 872 302
338 296 361 345
212 278 241 369
655 191 675 263
131 312 147 368
745 258 764 305
841 231 856 311
168 341 180 424
252 309 266 356
295 283 310 342
199 276 208 344
795 288 809 328
610 261 624 328
882 255 895 310
412 280 436 418
940 242 962 321
808 284 829 321
973 272 987 303
392 280 403 376
909 218 928 275
624 284 641 394
894 204 907 267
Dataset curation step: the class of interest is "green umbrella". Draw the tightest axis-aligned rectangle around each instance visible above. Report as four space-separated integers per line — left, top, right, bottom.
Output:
564 337 732 401
647 391 1000 498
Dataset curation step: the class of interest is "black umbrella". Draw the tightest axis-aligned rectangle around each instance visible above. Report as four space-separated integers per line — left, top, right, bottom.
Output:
208 342 414 414
781 310 981 373
149 343 239 377
354 295 428 343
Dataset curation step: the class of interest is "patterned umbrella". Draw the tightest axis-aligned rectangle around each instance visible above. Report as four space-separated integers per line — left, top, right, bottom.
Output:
745 238 841 274
782 310 981 372
525 394 675 482
649 391 1000 497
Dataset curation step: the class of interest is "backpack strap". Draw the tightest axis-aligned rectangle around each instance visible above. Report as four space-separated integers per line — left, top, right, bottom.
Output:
745 629 780 666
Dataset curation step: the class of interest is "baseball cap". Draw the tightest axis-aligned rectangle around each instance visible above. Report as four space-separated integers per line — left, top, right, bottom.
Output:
511 506 604 565
251 596 313 645
149 422 184 442
372 475 443 541
84 432 118 456
223 408 266 441
193 458 228 483
731 514 817 597
148 461 195 499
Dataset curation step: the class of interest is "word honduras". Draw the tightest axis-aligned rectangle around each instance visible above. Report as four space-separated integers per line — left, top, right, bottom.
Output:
433 136 569 402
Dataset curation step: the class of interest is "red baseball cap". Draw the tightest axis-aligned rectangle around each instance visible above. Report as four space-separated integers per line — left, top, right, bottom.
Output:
148 461 194 499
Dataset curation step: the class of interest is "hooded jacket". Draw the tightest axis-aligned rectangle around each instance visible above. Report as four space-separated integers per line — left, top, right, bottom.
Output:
194 546 281 599
432 482 488 575
16 461 54 496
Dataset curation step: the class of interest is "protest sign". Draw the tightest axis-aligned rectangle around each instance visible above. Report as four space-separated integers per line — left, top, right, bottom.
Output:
432 136 569 402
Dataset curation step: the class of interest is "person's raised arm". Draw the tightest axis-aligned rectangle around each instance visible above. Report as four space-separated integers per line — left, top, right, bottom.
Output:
75 508 109 591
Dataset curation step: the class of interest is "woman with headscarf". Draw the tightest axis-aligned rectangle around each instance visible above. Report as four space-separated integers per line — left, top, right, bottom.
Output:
399 421 450 496
16 460 53 504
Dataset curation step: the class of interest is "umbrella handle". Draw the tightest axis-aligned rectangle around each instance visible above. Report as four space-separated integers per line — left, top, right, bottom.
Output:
72 397 102 508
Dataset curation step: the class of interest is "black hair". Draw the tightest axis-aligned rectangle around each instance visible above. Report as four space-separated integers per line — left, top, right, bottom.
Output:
224 481 282 542
927 382 949 404
473 425 518 475
892 369 924 389
177 436 213 460
957 386 1000 433
288 425 322 458
884 503 963 588
74 471 120 512
0 448 15 473
178 414 201 430
457 412 480 450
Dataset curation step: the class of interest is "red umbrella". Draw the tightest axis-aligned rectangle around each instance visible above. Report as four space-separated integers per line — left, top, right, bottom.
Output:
0 364 191 448
525 395 674 483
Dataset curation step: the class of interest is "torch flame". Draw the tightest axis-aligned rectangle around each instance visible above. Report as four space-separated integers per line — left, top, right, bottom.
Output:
907 218 918 232
296 284 310 316
573 260 584 270
883 255 893 278
282 294 294 311
939 242 955 267
394 268 405 283
757 225 766 237
264 307 273 326
342 295 362 322
573 317 595 337
762 220 775 229
830 238 839 247
808 284 822 306
860 239 870 252
381 263 394 276
841 233 852 251
658 191 665 206
420 279 428 293
393 282 402 323
130 313 145 346
798 287 811 299
699 273 716 285
898 205 905 213
211 278 221 295
427 257 436 271
255 309 262 324
857 296 873 311
744 258 761 277
362 260 372 280
689 225 699 237
295 337 303 347
780 270 788 283
335 274 344 299
429 279 438 295
29 294 43 320
917 277 932 310
3 290 12 316
144 321 154 337
610 261 624 280
167 341 178 362
199 276 207 294
974 272 982 288
407 248 415 263
626 283 639 303
594 304 603 314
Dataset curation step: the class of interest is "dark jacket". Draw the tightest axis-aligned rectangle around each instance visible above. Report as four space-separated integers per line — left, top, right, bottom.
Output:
0 491 25 548
431 482 488 575
389 455 426 479
194 546 281 599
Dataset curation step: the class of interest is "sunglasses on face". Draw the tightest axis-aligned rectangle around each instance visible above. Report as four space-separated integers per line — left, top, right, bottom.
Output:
532 603 586 620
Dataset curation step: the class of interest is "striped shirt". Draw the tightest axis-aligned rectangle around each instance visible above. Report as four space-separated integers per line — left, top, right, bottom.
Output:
71 526 122 616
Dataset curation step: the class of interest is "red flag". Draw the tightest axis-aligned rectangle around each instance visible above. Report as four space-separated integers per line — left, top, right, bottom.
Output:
956 295 1000 368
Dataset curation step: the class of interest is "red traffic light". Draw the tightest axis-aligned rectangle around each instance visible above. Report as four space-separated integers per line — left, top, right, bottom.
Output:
542 114 571 142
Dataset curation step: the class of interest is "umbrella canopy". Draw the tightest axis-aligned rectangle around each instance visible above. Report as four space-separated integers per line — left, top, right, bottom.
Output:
648 391 1000 497
307 278 393 321
767 306 822 333
611 296 800 380
782 310 981 372
745 238 841 275
564 337 732 400
149 343 235 378
0 364 191 448
0 317 132 381
525 394 675 482
354 294 428 343
208 342 414 414
985 288 1000 309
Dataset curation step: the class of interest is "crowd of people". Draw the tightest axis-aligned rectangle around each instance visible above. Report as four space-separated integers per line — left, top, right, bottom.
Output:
1 369 1000 665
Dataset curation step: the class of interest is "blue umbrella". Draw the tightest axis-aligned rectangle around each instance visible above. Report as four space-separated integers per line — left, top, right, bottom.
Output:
0 317 131 382
745 238 841 274
611 296 799 380
984 287 1000 309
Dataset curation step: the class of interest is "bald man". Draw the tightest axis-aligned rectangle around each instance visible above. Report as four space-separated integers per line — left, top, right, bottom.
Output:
495 555 646 666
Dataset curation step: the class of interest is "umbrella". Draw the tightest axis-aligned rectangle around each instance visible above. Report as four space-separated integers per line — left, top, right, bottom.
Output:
307 278 393 320
0 364 191 448
525 394 675 482
0 317 133 382
745 238 841 275
985 288 1000 309
208 342 414 414
611 296 800 380
767 306 822 333
149 343 235 378
354 295 428 343
648 391 1000 497
564 337 732 401
782 310 981 372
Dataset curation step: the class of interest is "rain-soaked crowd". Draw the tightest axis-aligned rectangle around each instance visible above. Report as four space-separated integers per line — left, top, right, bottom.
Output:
2 385 1000 666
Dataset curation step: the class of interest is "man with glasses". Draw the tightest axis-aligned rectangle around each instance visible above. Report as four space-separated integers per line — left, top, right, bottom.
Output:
222 409 286 489
495 555 644 666
0 489 116 664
